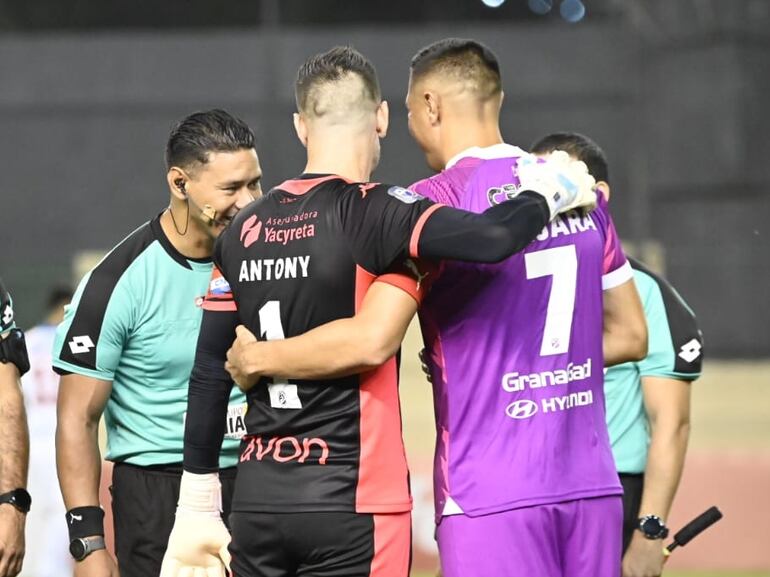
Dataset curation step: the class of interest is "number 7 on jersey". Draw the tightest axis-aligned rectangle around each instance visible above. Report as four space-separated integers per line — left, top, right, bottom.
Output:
525 245 578 356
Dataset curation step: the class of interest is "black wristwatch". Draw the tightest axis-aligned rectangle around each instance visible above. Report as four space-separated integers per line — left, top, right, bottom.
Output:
638 514 669 539
0 489 31 513
69 536 106 561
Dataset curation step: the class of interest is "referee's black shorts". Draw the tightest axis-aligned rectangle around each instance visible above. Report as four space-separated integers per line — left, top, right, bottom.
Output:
111 462 237 577
229 511 411 577
619 472 644 553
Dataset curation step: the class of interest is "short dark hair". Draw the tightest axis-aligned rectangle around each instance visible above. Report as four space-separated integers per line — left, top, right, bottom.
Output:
165 109 255 171
530 132 610 184
410 38 502 98
46 285 73 312
295 46 381 115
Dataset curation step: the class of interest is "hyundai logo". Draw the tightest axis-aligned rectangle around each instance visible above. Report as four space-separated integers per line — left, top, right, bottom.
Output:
506 399 539 420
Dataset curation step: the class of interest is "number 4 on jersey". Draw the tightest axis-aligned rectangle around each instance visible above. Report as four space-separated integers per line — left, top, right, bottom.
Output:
525 245 577 356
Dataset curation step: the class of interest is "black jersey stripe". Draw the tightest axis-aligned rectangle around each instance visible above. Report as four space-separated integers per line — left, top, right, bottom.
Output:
628 257 703 376
57 221 157 372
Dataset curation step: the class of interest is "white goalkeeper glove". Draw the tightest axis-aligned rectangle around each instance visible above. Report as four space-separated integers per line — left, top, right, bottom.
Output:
516 150 597 219
160 472 232 577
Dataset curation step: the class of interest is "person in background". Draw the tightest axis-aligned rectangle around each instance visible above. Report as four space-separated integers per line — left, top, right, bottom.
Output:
0 278 31 577
19 286 72 577
53 109 261 577
531 131 703 577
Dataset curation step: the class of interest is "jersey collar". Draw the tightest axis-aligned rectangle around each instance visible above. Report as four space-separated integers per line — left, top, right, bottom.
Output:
445 143 528 169
276 173 353 195
151 213 212 270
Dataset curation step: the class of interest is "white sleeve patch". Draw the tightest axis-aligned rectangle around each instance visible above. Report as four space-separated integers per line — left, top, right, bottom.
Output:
602 261 633 291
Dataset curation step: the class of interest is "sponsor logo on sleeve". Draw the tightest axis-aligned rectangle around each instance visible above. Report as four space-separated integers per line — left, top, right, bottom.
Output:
404 259 430 291
2 303 13 326
487 183 521 206
387 186 424 204
678 338 702 363
209 276 232 296
68 335 95 355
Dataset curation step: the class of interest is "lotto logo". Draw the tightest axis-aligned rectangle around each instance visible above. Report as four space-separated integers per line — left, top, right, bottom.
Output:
68 335 95 355
678 339 702 363
2 304 12 325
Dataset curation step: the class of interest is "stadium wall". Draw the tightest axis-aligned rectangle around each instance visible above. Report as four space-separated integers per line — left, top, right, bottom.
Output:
0 23 767 356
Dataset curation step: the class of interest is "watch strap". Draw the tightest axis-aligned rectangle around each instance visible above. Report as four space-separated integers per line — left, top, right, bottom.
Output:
0 488 31 513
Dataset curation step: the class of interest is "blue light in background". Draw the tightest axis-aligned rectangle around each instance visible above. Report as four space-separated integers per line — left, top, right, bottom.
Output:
559 0 585 22
527 0 553 15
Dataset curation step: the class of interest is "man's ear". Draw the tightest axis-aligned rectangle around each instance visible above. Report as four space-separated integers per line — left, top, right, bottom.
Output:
167 167 189 200
293 112 308 148
425 90 441 126
595 180 611 202
376 100 390 138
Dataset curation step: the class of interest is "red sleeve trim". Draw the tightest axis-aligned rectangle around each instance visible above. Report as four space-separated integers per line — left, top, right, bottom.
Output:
409 203 445 258
375 273 422 305
202 300 238 312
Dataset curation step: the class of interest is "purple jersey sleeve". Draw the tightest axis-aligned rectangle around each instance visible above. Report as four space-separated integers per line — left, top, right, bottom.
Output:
593 193 633 290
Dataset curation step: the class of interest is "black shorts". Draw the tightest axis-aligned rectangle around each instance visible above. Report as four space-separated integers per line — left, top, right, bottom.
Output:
619 472 644 553
110 462 236 577
229 511 411 577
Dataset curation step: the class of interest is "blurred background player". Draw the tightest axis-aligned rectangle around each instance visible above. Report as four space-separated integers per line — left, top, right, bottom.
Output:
532 132 704 577
0 278 31 577
163 46 596 577
19 286 72 577
52 109 261 577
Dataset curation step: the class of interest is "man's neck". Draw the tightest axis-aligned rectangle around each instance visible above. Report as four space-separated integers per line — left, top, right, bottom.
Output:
303 131 375 183
438 103 505 168
441 126 504 169
159 207 213 260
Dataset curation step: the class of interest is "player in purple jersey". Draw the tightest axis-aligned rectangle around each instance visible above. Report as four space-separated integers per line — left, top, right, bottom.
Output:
404 39 646 577
224 40 647 577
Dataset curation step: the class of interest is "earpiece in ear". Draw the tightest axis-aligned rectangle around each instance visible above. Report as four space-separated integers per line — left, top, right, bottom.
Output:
175 180 187 197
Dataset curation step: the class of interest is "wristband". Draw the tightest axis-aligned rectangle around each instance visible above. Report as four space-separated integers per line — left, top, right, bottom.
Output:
66 506 105 540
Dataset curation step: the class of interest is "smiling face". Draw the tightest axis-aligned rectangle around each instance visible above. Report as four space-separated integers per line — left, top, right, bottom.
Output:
182 148 262 238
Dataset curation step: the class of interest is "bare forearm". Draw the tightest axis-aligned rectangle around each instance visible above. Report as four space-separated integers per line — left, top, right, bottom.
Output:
637 419 689 519
0 364 28 492
245 317 386 381
55 414 102 509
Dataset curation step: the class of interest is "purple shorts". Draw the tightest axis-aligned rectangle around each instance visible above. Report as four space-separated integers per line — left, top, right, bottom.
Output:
437 496 622 577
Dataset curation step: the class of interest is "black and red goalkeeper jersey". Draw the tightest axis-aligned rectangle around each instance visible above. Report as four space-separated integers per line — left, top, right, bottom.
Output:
184 172 551 514
200 174 438 514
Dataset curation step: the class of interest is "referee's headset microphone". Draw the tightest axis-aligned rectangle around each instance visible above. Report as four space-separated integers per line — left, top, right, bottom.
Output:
176 180 225 228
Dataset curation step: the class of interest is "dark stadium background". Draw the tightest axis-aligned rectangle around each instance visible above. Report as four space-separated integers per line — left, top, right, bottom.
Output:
0 1 768 574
